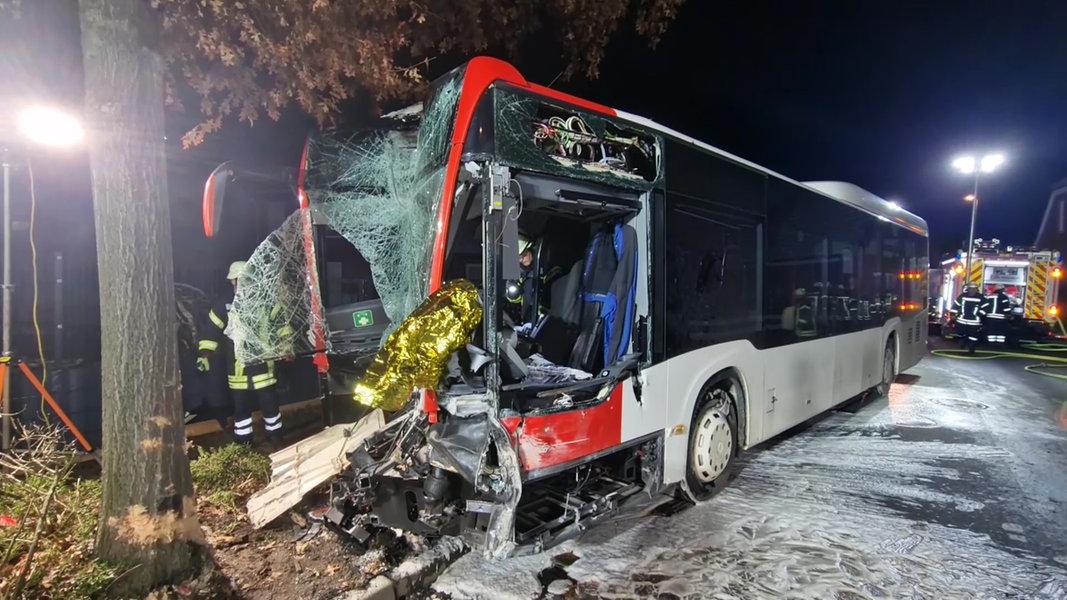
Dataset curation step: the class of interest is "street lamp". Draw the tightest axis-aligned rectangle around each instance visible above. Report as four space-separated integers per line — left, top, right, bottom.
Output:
953 152 1006 281
1 105 84 450
16 106 85 148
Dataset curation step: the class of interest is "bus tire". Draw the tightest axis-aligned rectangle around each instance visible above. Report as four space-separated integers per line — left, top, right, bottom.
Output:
682 375 740 503
874 338 896 398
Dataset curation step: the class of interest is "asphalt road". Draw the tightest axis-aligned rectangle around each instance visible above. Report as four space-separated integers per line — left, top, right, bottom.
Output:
434 346 1067 599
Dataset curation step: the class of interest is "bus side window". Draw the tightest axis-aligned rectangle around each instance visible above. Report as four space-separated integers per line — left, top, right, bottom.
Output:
663 199 759 356
695 250 724 293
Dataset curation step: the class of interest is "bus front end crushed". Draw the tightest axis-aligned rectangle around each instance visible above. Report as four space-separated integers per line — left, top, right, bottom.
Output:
322 397 523 559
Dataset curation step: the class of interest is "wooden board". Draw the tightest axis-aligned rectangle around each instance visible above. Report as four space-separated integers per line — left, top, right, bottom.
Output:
245 408 386 529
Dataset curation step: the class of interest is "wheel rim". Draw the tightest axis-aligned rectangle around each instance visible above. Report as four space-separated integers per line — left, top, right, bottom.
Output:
691 399 733 483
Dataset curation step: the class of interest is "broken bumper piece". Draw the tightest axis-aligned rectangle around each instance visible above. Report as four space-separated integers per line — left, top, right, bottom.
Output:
322 406 522 560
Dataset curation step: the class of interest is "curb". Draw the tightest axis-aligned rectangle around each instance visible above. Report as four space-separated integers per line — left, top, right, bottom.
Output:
340 537 469 600
342 576 396 600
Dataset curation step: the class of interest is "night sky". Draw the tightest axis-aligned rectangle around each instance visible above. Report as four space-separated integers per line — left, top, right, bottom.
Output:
246 0 1066 262
5 0 1067 281
515 0 1067 260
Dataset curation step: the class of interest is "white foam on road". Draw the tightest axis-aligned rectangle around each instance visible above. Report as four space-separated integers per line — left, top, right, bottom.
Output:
436 363 1067 599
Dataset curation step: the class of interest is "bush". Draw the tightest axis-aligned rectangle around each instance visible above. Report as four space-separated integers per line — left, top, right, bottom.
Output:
190 444 271 512
0 427 120 600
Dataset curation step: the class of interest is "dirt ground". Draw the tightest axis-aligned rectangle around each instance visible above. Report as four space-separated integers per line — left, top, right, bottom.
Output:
179 405 420 600
201 500 406 600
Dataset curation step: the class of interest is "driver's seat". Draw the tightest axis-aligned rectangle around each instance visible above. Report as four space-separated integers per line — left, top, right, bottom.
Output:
565 222 638 373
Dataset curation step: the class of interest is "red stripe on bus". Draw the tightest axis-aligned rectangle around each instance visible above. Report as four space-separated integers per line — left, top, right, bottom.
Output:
427 57 618 291
511 385 624 472
526 82 618 118
296 135 328 371
297 136 311 210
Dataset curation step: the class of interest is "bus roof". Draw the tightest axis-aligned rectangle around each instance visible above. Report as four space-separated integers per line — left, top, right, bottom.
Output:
613 110 929 236
803 181 929 235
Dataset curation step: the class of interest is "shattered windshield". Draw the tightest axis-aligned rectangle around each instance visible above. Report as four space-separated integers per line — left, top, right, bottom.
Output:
416 69 464 174
306 74 462 328
227 71 465 363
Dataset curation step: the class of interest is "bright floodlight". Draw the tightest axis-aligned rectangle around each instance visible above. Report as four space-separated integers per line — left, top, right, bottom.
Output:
964 194 976 201
887 200 902 210
952 155 977 174
980 153 1005 173
16 106 84 147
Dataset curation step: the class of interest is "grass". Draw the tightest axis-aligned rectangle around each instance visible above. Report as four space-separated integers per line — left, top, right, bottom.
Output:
0 458 120 600
0 434 273 599
190 443 271 513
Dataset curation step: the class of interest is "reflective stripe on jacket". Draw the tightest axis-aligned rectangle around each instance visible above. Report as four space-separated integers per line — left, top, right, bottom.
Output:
952 294 985 325
981 292 1011 320
197 297 280 391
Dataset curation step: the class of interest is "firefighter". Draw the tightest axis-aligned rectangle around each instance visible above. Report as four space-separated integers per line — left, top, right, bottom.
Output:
197 261 285 445
505 240 561 327
950 282 985 353
981 283 1012 344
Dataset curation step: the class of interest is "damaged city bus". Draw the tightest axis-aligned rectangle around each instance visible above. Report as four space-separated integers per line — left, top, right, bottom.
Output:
202 57 929 559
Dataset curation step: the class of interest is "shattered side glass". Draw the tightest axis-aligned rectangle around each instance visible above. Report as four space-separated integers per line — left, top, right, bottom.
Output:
494 87 661 191
229 208 328 365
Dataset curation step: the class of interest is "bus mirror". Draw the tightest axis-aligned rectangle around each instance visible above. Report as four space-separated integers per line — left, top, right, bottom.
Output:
202 161 235 238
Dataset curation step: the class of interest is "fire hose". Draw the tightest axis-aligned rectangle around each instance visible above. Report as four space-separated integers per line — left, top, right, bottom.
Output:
930 317 1067 382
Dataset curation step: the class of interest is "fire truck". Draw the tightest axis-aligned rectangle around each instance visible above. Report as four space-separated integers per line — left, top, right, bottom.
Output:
933 238 1063 341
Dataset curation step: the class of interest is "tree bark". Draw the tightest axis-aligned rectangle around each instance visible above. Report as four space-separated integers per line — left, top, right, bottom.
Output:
79 0 205 594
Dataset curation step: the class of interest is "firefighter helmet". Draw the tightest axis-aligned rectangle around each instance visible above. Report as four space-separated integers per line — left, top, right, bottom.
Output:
227 260 248 281
965 282 979 293
518 235 533 256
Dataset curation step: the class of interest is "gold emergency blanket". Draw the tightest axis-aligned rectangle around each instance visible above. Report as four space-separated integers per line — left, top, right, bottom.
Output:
353 279 483 412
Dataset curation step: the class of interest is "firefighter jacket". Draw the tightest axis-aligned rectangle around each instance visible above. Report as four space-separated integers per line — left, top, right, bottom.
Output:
951 293 985 326
198 296 292 391
981 291 1012 320
507 264 562 324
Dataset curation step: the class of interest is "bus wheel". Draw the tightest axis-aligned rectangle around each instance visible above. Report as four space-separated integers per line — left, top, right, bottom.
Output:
875 340 896 397
683 377 739 503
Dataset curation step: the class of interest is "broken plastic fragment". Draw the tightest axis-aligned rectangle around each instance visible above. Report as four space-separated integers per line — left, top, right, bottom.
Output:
246 408 386 529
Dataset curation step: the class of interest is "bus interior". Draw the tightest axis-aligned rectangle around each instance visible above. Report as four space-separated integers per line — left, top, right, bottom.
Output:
443 168 645 416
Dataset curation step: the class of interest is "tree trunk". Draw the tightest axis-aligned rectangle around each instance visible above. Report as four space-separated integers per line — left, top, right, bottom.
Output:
79 0 205 594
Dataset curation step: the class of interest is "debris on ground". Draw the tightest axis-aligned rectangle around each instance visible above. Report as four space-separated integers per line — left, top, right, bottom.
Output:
188 431 429 600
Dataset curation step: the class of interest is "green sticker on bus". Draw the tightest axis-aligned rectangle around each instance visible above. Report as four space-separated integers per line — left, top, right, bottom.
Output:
353 310 374 328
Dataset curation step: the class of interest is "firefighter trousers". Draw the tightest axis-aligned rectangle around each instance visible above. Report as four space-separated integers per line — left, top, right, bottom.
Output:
983 317 1008 344
232 385 283 444
956 324 977 343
